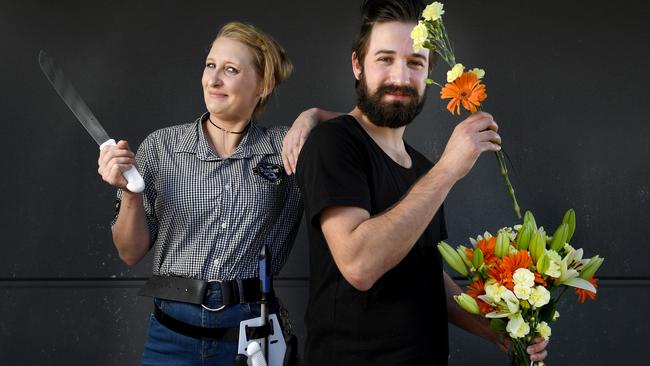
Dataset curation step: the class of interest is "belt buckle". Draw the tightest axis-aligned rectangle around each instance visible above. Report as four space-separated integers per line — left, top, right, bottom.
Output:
201 279 226 312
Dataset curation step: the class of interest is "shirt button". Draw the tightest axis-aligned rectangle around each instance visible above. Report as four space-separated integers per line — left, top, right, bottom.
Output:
221 222 228 229
213 259 220 266
224 184 231 190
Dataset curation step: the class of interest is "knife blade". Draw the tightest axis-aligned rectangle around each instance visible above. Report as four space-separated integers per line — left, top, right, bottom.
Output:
39 50 145 193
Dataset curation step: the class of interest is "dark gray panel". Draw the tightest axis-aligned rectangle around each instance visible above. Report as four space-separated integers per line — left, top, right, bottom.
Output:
0 281 644 365
0 280 308 366
0 286 151 365
1 0 648 277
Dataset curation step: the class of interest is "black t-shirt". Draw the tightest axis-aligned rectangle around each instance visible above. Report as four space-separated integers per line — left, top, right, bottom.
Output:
296 115 449 366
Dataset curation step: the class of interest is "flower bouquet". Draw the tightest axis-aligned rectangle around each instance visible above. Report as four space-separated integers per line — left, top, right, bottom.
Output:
437 209 604 365
413 3 605 365
411 1 520 218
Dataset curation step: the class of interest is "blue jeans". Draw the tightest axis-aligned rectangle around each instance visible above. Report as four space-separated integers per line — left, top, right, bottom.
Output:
141 289 278 366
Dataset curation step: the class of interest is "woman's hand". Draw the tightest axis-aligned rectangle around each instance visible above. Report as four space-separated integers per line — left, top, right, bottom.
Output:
98 140 137 190
282 109 319 175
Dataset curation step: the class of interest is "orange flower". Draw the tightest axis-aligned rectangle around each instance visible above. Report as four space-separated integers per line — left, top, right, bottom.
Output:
466 279 493 314
575 277 599 303
466 279 485 298
440 71 488 115
488 250 532 290
468 236 498 267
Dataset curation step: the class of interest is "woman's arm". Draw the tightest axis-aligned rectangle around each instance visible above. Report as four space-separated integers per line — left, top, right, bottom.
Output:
282 107 343 175
98 140 151 265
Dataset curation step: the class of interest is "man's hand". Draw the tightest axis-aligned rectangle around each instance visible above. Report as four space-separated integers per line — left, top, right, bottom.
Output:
98 140 137 190
527 337 549 363
437 111 501 182
498 335 549 363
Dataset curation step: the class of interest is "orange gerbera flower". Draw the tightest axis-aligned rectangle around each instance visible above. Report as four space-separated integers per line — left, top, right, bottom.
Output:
440 71 488 115
466 279 493 314
575 277 599 303
466 236 498 267
488 250 532 290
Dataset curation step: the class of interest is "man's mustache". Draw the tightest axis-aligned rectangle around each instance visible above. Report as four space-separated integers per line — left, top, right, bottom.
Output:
376 84 419 99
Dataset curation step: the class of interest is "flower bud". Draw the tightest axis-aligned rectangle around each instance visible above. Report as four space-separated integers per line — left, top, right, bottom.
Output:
580 255 604 279
536 252 550 274
437 242 468 277
516 223 533 250
457 245 473 268
495 231 510 258
529 231 546 263
472 248 484 269
562 208 576 243
523 211 537 231
454 293 480 315
549 223 569 252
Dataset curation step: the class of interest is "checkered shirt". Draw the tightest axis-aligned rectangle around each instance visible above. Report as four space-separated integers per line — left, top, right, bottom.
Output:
112 113 303 280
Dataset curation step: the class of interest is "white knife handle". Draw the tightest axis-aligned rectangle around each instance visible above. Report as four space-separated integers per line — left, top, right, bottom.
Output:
99 139 145 193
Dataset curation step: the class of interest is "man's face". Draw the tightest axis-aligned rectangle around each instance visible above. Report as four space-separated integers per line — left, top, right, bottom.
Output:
353 21 430 128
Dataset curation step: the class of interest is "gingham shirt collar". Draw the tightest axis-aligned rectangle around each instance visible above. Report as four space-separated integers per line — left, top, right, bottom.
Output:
174 113 275 161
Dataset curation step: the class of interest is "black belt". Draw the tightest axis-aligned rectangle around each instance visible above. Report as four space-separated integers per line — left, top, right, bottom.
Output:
138 275 273 308
153 304 274 341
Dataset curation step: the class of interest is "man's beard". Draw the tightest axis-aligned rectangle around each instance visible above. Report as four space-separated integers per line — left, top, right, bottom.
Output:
355 72 426 128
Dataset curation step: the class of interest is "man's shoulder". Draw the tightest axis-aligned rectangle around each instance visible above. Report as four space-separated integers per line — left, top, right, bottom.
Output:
309 115 364 145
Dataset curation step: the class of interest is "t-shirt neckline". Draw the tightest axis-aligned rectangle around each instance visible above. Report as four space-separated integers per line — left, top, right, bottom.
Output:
344 114 414 171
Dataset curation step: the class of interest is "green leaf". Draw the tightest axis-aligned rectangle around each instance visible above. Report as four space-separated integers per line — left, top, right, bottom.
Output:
539 301 557 323
490 318 507 333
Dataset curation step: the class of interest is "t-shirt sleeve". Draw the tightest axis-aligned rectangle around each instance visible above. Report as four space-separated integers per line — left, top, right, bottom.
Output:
439 203 448 241
296 122 372 228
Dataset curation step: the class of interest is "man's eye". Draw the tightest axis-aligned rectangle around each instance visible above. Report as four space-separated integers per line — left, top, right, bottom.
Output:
205 62 216 69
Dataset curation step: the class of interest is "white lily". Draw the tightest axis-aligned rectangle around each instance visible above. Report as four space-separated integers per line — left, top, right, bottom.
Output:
483 289 520 318
555 251 597 293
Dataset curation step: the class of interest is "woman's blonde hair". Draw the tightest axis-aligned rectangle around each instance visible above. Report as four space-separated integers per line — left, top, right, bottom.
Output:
216 22 293 117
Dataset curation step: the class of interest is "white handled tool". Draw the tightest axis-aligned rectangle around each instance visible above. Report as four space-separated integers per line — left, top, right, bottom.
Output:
39 50 145 193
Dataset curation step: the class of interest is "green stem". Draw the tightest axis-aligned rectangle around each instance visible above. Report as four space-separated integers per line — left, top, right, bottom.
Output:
495 149 521 219
556 286 569 302
510 338 530 366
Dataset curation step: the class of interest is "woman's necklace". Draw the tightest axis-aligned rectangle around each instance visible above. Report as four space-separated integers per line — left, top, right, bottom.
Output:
208 116 251 154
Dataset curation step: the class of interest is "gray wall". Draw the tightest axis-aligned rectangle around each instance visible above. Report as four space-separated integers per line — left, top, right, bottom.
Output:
1 0 648 364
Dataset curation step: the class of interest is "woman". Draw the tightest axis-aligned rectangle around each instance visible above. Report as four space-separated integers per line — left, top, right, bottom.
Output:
98 22 336 365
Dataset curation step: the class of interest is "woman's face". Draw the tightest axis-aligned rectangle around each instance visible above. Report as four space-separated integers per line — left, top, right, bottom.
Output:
202 37 262 122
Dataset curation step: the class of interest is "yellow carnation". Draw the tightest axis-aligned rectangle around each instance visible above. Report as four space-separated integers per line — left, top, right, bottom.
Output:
513 268 535 288
506 313 530 339
422 2 445 21
411 21 429 52
446 63 464 82
470 67 485 79
528 286 551 308
514 284 532 300
536 321 552 340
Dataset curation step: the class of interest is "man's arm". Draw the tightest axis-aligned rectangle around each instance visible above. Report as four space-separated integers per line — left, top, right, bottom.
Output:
320 112 500 291
443 272 505 347
444 272 550 362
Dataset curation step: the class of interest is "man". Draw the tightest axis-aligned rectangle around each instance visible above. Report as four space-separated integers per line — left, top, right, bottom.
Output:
295 1 549 365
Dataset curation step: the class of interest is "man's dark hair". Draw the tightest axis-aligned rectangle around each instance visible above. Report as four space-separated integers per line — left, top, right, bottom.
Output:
352 0 432 81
